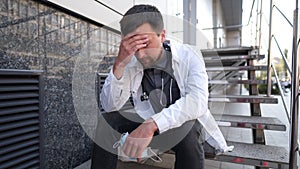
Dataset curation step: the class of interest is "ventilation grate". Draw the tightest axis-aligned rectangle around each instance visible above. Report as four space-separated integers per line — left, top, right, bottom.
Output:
0 69 43 169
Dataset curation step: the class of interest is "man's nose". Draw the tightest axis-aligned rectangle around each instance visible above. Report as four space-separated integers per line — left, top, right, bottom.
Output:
136 49 146 59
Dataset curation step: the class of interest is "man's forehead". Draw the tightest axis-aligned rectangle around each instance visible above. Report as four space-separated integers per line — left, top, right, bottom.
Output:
133 23 156 33
136 32 158 36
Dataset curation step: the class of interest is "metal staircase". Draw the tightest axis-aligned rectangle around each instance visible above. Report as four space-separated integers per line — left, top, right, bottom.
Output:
202 46 289 169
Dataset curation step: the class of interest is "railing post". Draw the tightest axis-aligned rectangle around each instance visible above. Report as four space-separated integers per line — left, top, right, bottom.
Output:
267 0 273 97
258 0 263 54
289 0 299 168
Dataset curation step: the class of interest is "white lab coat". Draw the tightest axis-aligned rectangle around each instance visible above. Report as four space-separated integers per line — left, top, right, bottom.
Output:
100 40 233 153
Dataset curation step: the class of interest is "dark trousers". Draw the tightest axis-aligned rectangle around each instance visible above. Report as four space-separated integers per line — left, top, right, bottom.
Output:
91 111 205 169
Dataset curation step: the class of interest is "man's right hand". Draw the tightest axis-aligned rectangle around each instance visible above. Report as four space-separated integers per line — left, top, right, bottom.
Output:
113 33 149 79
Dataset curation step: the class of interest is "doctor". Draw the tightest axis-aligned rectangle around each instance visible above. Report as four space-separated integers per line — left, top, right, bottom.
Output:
91 4 231 169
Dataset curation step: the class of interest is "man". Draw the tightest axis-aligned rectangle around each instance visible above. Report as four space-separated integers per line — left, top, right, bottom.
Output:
92 4 231 169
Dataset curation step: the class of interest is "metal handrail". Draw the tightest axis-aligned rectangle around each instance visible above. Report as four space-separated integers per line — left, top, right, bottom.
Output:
266 2 294 96
271 64 291 124
272 35 292 75
273 4 293 28
247 0 256 26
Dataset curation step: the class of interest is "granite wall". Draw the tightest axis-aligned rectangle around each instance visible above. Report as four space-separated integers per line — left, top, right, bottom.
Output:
0 0 120 168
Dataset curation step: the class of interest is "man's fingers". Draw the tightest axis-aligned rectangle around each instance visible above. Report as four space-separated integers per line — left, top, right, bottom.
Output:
125 34 148 45
122 33 146 42
126 43 147 54
134 43 147 51
135 147 144 160
129 37 149 47
128 143 140 158
122 138 136 157
122 137 145 159
119 34 148 56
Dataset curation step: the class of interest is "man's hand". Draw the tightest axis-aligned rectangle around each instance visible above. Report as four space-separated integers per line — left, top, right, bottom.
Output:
113 33 149 79
122 118 158 162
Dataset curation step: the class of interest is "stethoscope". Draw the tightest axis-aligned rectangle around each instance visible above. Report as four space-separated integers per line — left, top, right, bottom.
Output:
140 72 173 107
140 40 173 106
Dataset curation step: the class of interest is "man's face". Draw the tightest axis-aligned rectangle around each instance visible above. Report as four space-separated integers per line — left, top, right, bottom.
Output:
132 23 165 68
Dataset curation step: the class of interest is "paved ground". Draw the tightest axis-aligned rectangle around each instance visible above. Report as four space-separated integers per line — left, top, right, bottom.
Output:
74 84 292 169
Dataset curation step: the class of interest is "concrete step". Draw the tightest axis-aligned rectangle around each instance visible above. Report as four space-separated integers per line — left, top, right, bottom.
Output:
213 114 286 131
74 141 289 169
117 153 175 169
208 95 278 104
206 66 267 72
209 79 266 85
203 54 264 61
215 141 289 168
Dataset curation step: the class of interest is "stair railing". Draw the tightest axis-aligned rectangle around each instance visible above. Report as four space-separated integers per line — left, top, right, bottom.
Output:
266 2 294 97
273 4 294 27
263 1 299 168
271 64 291 123
272 35 292 75
270 35 292 125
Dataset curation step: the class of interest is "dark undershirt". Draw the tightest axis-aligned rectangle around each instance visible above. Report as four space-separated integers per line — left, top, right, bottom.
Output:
142 48 180 113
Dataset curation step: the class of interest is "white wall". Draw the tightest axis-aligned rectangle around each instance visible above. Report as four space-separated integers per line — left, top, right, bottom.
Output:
227 31 241 47
196 0 214 48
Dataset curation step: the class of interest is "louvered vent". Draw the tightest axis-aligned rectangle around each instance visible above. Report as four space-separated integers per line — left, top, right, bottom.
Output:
0 69 43 169
98 73 108 111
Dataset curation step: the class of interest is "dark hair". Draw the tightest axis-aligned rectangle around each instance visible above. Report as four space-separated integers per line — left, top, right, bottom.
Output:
120 4 164 36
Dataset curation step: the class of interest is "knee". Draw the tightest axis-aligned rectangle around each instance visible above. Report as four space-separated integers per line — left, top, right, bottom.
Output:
173 121 205 152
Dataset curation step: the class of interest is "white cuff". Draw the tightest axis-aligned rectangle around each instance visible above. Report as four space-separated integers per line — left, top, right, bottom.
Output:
151 112 169 133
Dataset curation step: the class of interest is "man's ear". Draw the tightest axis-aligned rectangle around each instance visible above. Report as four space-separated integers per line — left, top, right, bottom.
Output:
160 29 166 43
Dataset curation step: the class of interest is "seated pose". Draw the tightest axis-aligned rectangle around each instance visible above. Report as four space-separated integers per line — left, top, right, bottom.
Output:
91 4 232 169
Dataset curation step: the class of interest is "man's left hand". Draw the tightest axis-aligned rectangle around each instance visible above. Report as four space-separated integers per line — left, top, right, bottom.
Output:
122 118 158 162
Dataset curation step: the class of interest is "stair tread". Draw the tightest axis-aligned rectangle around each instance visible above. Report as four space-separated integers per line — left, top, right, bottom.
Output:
209 79 266 85
203 55 264 61
208 95 278 104
213 114 286 131
201 47 254 56
210 95 276 98
218 141 289 165
75 141 289 169
206 66 267 71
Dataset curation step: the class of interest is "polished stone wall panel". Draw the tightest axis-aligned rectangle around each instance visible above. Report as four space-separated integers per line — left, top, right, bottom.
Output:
0 0 119 168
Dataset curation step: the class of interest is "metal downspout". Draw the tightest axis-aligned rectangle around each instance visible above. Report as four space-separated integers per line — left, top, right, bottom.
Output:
289 0 299 168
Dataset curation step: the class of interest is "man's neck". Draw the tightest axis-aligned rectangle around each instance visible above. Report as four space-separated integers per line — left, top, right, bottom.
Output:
152 47 165 66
